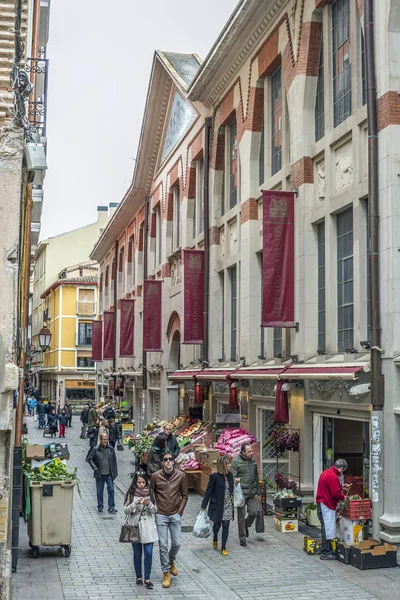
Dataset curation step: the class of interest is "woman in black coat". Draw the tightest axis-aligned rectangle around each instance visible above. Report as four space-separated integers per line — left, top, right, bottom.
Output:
201 455 234 556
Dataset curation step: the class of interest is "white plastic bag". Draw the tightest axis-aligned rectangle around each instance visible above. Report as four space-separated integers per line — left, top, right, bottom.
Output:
193 511 213 538
233 483 245 508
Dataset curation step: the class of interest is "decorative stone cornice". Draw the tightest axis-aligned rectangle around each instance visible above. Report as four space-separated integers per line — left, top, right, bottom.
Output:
189 0 288 108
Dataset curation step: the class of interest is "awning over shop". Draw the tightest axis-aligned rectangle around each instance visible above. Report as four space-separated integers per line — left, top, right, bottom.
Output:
279 364 369 381
230 366 284 379
196 368 234 381
169 369 201 381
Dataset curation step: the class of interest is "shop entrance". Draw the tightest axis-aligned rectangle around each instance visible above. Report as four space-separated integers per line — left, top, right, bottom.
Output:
314 414 370 498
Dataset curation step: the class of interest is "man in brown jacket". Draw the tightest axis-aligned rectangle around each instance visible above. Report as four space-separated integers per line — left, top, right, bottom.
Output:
150 450 188 589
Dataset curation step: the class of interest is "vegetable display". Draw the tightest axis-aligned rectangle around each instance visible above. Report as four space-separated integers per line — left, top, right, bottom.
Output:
214 427 256 457
131 434 153 460
274 471 298 492
273 488 296 499
270 428 300 453
23 460 81 497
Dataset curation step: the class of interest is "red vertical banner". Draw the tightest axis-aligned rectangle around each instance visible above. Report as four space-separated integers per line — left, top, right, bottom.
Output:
262 190 295 327
103 311 115 359
143 280 162 351
91 320 103 361
183 249 204 344
120 299 135 357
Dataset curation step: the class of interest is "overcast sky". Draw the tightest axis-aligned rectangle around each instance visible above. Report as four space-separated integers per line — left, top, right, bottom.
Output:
40 0 238 239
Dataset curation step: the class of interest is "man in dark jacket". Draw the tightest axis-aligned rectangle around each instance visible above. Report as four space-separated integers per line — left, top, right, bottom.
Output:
80 404 89 438
65 401 73 427
36 399 46 429
88 433 118 514
162 424 179 458
150 451 188 588
316 459 347 560
230 443 261 546
87 403 98 428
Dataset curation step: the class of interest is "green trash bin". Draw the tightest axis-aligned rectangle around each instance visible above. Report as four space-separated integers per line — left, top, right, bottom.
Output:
27 479 75 557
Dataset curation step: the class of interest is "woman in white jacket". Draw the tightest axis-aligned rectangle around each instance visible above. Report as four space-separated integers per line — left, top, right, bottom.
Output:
124 472 158 589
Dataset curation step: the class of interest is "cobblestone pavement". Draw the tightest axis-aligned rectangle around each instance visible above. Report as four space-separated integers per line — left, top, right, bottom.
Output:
11 416 400 600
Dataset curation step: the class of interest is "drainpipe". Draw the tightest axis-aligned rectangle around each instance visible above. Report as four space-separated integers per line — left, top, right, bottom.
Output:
142 196 150 422
203 118 211 420
113 240 118 372
365 0 383 540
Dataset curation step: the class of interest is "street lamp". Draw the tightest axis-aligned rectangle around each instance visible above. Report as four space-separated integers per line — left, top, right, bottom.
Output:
38 326 52 352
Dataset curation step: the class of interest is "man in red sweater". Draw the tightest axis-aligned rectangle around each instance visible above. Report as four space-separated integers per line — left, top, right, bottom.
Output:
316 458 348 560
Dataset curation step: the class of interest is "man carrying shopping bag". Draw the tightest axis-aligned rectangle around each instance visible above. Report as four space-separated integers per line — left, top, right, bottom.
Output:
231 443 261 546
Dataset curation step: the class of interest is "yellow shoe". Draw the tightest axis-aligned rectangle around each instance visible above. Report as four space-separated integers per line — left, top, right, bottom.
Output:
162 571 171 588
169 560 178 576
212 541 218 549
221 549 228 556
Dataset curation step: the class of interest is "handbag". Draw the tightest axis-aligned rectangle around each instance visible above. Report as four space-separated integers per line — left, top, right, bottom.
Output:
119 506 143 543
255 501 265 533
117 442 124 451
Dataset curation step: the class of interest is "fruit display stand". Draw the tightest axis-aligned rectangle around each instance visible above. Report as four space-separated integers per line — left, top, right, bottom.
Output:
273 494 301 533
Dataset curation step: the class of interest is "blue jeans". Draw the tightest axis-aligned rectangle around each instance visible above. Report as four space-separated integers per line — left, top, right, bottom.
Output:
95 475 115 511
132 542 153 580
155 513 181 573
38 415 45 429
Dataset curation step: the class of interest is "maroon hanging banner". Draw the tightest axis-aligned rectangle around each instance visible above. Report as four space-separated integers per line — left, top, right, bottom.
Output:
262 190 295 327
120 299 135 357
183 249 204 344
103 311 115 360
143 280 162 352
91 320 103 362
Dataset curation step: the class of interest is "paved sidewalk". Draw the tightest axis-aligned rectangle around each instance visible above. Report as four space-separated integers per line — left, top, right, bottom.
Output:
10 415 399 600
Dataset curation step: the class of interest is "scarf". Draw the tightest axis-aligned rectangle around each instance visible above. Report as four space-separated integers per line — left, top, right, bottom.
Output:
135 486 150 499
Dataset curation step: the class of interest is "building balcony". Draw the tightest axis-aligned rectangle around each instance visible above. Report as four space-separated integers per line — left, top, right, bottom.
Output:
76 301 96 316
26 51 49 136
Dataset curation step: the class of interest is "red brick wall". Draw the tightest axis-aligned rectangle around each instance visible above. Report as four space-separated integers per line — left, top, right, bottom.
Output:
297 21 322 77
187 166 196 200
257 28 280 79
290 157 314 189
162 263 171 278
211 130 225 170
241 198 259 224
190 129 204 161
209 226 220 246
377 91 400 131
166 192 174 221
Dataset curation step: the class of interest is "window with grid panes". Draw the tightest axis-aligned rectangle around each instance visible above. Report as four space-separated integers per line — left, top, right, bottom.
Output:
273 327 282 357
230 266 237 360
271 66 282 175
337 209 354 351
229 120 238 209
78 322 92 346
259 113 265 185
315 36 325 141
260 408 289 489
361 28 366 106
332 0 352 127
318 222 326 352
199 158 204 233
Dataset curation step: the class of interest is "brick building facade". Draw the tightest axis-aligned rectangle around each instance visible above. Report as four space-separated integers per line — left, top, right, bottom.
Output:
91 0 400 543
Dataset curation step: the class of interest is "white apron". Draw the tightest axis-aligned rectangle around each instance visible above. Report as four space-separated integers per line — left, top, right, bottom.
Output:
320 502 336 539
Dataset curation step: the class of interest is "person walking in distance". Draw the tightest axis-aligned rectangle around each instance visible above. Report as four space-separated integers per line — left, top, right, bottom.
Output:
108 418 121 449
230 443 261 546
65 401 73 427
150 451 188 589
201 455 234 556
36 398 46 429
58 409 67 438
88 433 118 514
80 403 90 438
87 402 98 428
146 436 166 477
47 408 58 438
162 424 180 459
316 458 347 560
124 472 158 589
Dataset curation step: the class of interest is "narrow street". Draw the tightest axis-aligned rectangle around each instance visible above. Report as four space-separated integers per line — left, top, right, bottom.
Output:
10 417 399 600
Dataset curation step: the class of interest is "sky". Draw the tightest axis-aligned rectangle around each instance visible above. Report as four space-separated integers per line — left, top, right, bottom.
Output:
40 0 238 239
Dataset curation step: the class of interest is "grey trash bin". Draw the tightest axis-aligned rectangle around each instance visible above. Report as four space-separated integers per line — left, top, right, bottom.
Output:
27 479 75 557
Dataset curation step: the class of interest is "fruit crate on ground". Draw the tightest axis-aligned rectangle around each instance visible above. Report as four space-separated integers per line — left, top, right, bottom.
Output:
343 499 371 520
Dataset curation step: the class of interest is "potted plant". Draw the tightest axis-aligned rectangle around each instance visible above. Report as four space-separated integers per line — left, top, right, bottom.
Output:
305 503 320 527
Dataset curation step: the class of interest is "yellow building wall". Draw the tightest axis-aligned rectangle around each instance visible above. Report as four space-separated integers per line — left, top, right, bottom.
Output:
62 286 77 316
61 349 75 368
61 317 76 348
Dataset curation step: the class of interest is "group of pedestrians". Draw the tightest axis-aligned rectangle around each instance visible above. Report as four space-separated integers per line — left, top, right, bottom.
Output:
86 428 261 590
32 398 73 436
